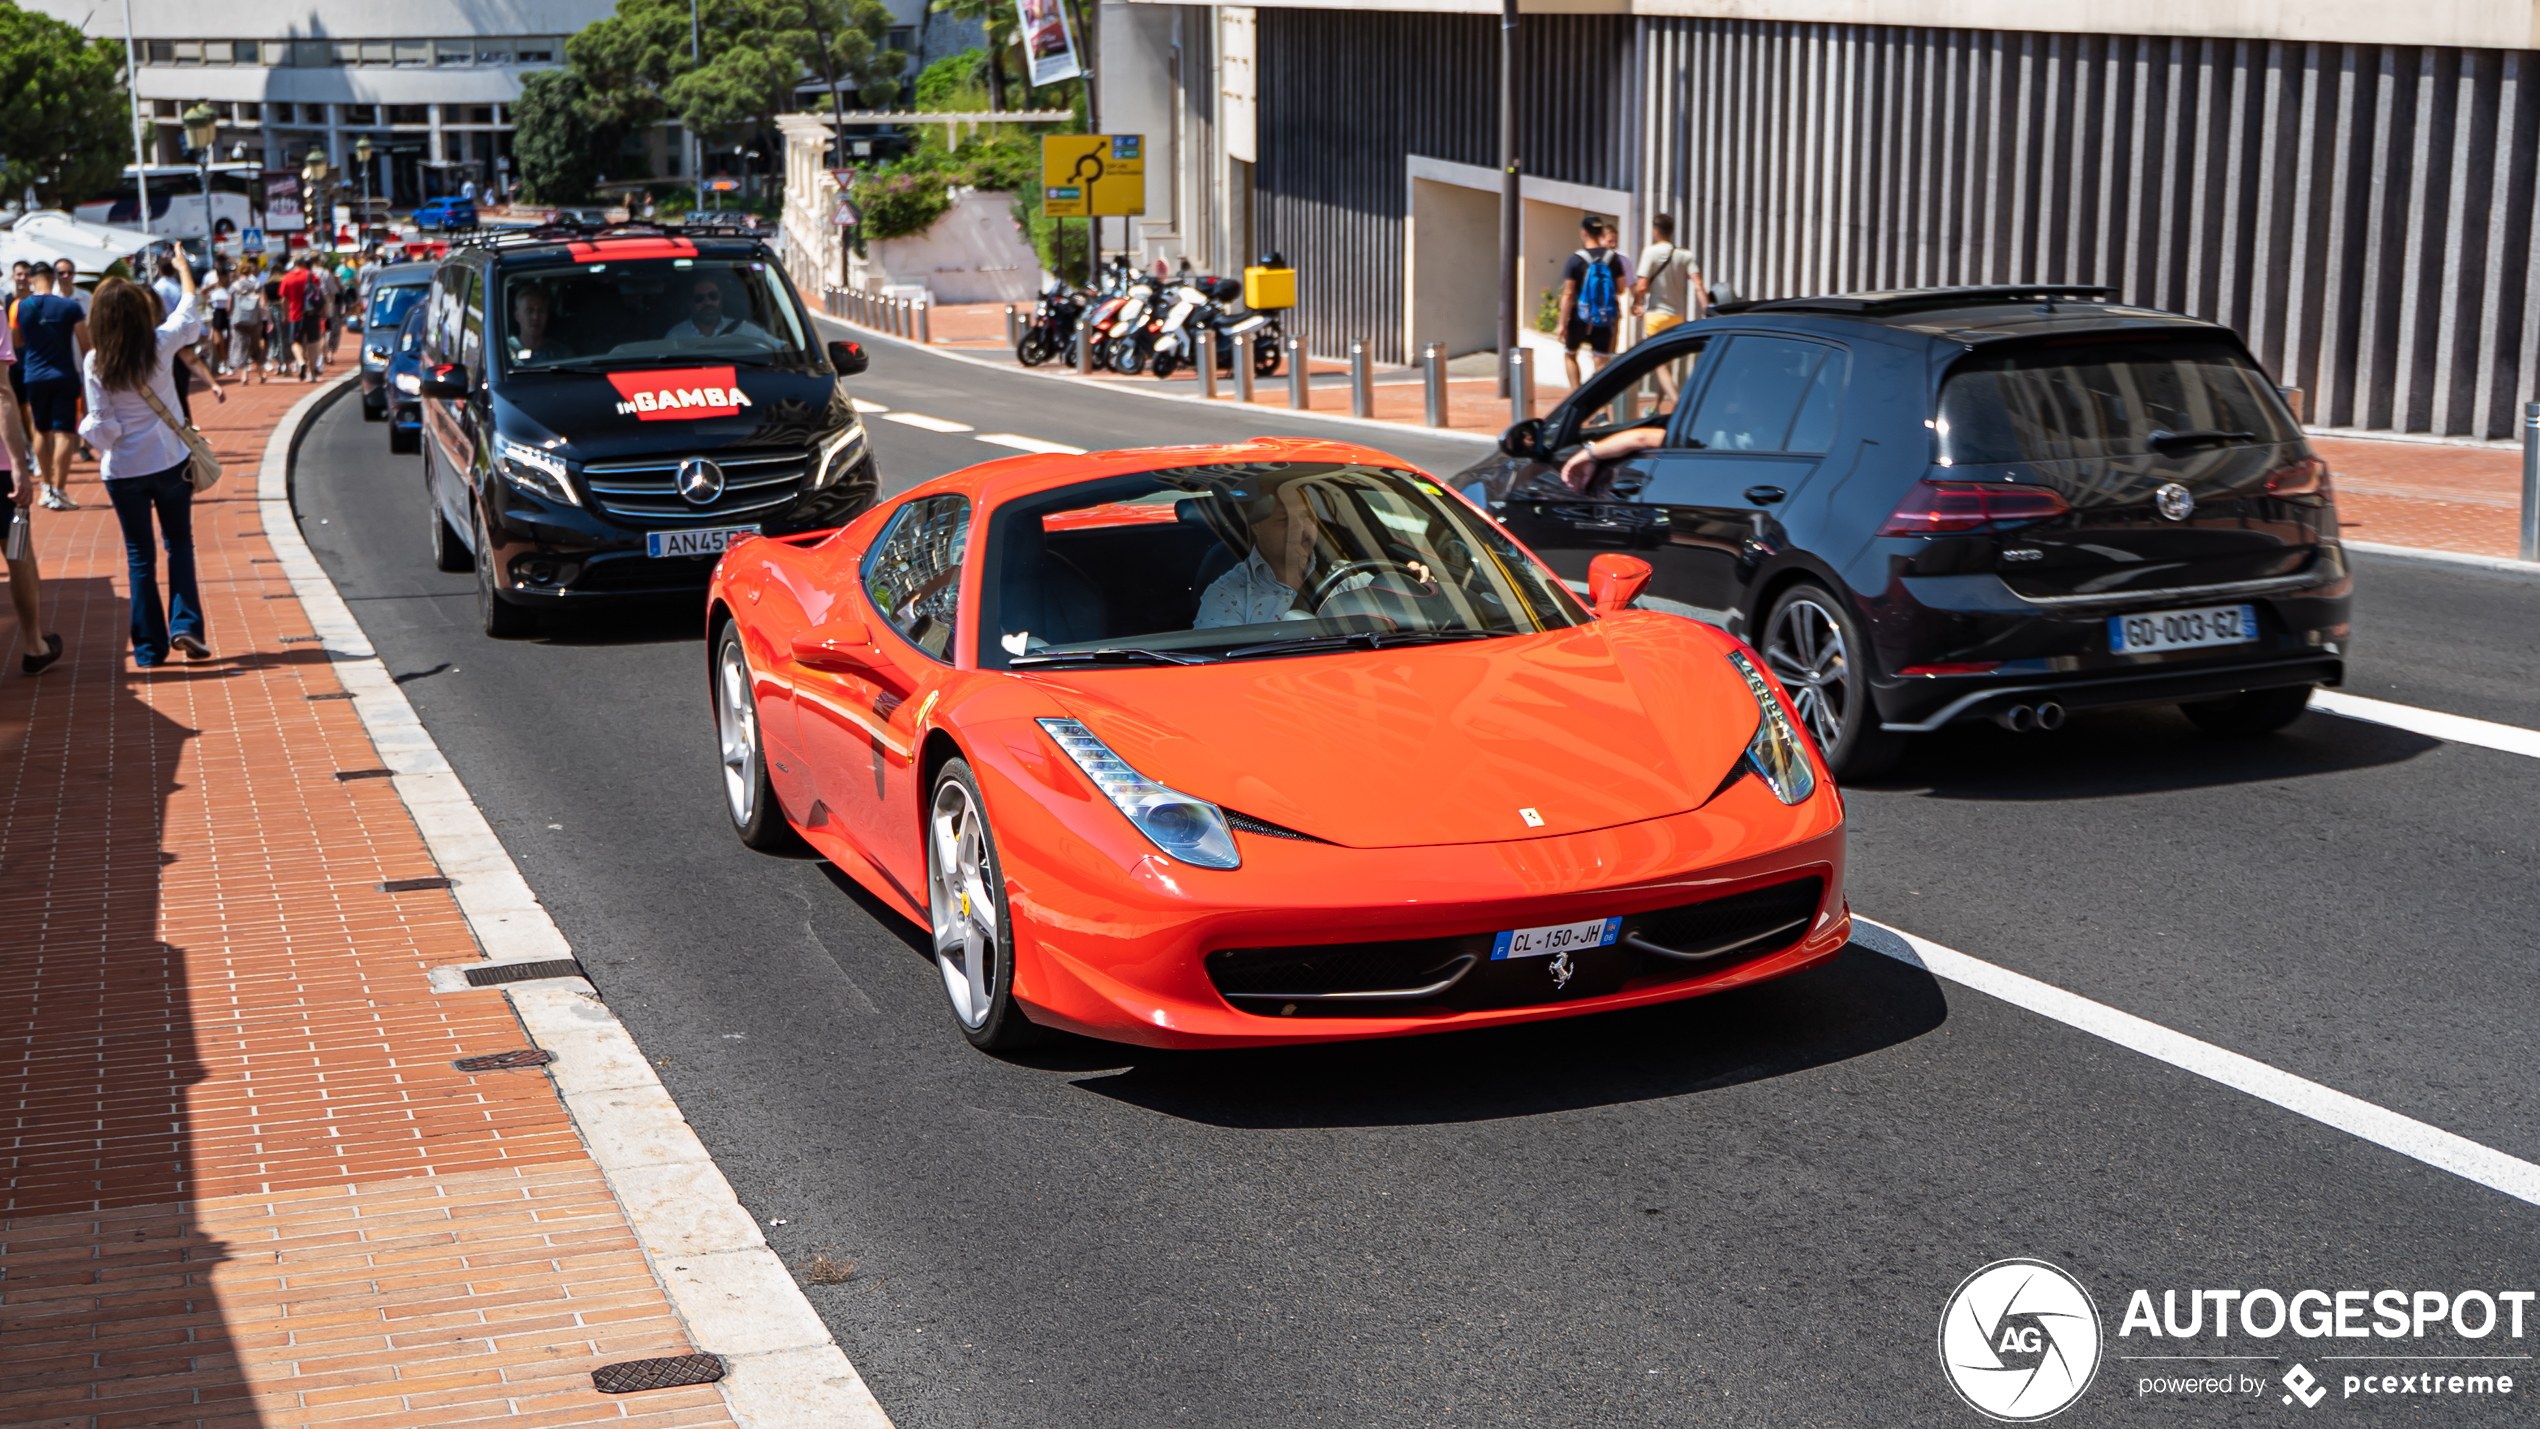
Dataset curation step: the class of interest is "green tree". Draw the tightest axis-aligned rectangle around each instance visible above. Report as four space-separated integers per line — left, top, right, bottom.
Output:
0 5 132 206
569 0 901 150
511 69 622 204
927 0 1014 112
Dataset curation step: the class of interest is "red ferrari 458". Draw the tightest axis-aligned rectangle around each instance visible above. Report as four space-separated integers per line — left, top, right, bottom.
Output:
706 437 1848 1050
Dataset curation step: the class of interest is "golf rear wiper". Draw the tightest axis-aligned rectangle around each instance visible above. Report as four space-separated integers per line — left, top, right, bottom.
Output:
1218 628 1502 661
1009 647 1215 667
2146 428 2257 452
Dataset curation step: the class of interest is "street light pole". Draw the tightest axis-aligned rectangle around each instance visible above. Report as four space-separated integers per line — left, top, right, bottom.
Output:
122 0 150 235
355 135 374 251
1497 0 1518 399
690 0 704 213
182 102 217 264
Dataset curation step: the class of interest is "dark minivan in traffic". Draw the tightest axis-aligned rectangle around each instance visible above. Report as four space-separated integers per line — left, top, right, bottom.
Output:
1457 285 2350 776
414 227 879 636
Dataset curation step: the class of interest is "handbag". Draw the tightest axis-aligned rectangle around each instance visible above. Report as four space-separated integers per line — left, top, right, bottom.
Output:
135 377 222 493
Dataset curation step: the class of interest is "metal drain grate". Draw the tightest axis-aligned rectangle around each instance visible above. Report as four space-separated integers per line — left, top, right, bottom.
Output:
592 1354 726 1395
278 634 324 643
334 768 394 781
378 876 453 892
306 692 356 701
453 1048 555 1072
463 959 586 987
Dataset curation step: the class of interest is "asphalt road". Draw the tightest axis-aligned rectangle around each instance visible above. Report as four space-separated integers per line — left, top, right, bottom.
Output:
294 333 2540 1427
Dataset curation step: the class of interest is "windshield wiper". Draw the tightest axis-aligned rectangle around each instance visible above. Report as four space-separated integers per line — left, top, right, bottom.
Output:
2146 428 2257 452
1009 647 1215 667
1218 628 1503 661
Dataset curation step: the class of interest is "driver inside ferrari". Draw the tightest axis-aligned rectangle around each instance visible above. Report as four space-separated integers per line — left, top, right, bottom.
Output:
1192 481 1432 627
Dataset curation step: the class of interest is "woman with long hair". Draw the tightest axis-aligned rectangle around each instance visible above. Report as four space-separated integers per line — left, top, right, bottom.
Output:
78 256 208 665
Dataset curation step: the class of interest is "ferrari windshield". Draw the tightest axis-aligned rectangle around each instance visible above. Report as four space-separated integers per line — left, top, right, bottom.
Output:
498 257 813 371
980 462 1588 668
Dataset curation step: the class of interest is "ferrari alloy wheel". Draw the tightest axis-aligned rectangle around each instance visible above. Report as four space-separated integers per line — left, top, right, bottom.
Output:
715 626 802 852
1762 583 1901 781
926 759 1045 1051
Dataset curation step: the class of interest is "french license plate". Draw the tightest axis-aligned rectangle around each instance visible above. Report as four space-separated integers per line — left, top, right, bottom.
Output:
2108 603 2258 654
1491 916 1621 961
646 525 759 559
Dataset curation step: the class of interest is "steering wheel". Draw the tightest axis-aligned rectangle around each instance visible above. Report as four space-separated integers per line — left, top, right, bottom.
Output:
1305 559 1436 611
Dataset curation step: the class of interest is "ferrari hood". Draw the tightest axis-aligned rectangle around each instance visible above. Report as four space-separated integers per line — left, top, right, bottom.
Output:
1042 616 1763 850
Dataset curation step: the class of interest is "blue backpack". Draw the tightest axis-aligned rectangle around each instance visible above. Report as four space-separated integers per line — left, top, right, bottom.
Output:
1575 250 1620 325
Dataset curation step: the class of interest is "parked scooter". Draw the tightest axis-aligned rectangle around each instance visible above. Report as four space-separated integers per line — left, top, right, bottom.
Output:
1149 261 1284 379
1015 278 1085 367
1103 266 1162 375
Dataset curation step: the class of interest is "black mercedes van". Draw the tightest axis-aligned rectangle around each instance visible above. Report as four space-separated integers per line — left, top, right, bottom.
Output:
414 226 879 637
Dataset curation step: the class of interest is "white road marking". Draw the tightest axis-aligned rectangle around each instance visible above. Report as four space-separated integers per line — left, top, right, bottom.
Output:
879 411 974 433
976 433 1086 455
1855 919 2540 1207
2311 690 2540 760
850 397 890 414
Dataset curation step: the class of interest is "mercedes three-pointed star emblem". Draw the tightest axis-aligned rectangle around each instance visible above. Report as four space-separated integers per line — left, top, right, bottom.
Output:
677 457 726 506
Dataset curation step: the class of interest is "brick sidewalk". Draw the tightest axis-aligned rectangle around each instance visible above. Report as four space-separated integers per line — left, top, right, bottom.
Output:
0 366 734 1426
910 298 2530 559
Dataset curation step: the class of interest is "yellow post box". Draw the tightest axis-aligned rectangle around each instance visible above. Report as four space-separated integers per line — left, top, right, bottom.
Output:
1244 265 1296 310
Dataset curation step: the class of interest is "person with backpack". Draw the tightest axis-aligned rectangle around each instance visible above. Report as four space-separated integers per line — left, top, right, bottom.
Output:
1559 217 1630 391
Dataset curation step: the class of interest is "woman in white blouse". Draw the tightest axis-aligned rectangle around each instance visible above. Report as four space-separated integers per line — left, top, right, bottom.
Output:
78 258 207 666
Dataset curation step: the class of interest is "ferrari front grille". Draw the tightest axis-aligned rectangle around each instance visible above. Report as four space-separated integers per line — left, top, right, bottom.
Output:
1622 877 1823 963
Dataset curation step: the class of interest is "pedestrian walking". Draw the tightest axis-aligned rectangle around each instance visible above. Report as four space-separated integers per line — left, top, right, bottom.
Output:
78 262 211 666
1630 213 1709 404
228 265 269 381
206 259 232 374
13 264 89 510
1558 217 1629 391
320 257 346 358
0 315 63 676
278 255 318 380
52 259 88 313
7 263 34 480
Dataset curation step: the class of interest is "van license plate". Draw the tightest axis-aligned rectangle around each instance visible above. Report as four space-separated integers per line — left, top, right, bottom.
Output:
2108 603 2258 654
647 525 759 559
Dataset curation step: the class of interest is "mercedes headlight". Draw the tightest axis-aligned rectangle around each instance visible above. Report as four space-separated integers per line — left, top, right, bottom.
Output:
1725 648 1817 805
808 420 867 490
1037 718 1240 869
497 436 579 506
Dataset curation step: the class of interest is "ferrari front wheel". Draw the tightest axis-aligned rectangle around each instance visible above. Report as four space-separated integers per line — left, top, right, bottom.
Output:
927 759 1046 1051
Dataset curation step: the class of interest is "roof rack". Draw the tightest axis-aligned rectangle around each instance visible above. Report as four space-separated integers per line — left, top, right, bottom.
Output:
1744 285 2116 315
450 221 773 252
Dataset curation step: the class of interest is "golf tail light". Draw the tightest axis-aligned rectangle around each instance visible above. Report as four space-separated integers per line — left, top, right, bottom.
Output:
1037 718 1241 869
1725 649 1818 806
2264 456 2332 503
1878 480 2069 536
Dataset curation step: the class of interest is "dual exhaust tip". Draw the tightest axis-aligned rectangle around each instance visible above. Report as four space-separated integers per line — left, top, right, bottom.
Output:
1994 701 2067 733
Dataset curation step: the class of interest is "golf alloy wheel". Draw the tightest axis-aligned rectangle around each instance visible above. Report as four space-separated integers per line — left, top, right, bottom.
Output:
1761 582 1903 780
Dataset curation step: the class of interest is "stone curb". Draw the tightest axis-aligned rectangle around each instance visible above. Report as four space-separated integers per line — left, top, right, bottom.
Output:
2343 539 2540 578
257 375 892 1428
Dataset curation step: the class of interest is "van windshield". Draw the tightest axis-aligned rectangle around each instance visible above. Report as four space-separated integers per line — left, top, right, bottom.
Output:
1936 337 2299 464
368 282 427 333
498 258 812 370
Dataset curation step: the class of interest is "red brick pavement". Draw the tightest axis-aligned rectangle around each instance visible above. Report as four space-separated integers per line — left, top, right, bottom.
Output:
0 363 732 1427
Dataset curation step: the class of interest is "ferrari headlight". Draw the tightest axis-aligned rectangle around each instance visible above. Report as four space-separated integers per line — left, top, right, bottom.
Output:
1725 648 1817 805
808 421 867 490
1037 717 1240 869
497 436 579 507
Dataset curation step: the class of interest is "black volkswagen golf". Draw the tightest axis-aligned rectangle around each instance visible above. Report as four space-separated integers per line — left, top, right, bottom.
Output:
414 227 879 636
1457 285 2351 777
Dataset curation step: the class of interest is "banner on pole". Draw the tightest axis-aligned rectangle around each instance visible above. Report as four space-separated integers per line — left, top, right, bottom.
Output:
264 174 304 231
1017 0 1082 87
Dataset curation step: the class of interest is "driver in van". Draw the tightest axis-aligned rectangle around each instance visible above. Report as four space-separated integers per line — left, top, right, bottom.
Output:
507 283 576 363
665 273 770 343
1192 481 1427 628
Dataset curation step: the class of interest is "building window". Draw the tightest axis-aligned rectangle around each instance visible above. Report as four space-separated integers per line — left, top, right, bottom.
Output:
388 104 428 125
344 104 378 125
886 26 912 52
477 44 512 64
394 39 430 66
436 39 472 65
294 41 332 67
153 98 179 117
515 39 556 63
235 101 261 121
146 40 173 63
172 39 201 64
460 105 495 124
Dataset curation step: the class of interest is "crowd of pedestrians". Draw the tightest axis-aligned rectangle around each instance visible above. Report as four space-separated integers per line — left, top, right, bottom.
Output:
1555 212 1713 390
3 240 376 678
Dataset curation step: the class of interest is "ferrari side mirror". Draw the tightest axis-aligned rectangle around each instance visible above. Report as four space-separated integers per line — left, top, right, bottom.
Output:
828 340 868 377
1587 552 1653 614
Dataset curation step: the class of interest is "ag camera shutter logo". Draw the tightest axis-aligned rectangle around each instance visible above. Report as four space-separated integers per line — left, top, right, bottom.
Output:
1939 1259 2103 1421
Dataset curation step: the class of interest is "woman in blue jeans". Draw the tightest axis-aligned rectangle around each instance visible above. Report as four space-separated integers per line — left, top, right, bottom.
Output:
79 257 204 665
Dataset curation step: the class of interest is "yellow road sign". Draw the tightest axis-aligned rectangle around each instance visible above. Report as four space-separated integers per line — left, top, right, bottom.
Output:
1042 134 1145 218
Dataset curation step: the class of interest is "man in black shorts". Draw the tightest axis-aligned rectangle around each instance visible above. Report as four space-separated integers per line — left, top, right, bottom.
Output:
1558 217 1630 391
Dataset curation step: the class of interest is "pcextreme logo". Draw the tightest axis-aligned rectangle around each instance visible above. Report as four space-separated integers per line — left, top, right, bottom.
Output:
1939 1259 2104 1421
607 366 753 420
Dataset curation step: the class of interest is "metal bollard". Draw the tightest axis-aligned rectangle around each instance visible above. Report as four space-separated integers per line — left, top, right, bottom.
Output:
916 301 931 346
1349 342 1373 418
1232 332 1255 403
895 298 909 339
2523 400 2539 562
1508 348 1534 422
1196 333 1218 400
1423 341 1448 427
1287 337 1309 409
1077 317 1095 376
1004 303 1019 348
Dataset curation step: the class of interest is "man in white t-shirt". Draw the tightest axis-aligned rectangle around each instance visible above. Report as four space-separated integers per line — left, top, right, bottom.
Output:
1631 213 1709 404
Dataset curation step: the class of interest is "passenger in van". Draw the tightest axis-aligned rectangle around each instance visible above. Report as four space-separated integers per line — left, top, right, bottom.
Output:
507 283 576 363
665 274 769 344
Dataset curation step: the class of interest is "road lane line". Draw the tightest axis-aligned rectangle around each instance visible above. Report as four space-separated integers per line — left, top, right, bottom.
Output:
851 398 890 413
2310 690 2540 760
976 433 1086 455
1856 919 2540 1208
878 411 974 433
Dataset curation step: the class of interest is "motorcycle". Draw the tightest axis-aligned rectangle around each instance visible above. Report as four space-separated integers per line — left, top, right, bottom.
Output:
1103 267 1162 375
1015 278 1085 367
1150 264 1284 380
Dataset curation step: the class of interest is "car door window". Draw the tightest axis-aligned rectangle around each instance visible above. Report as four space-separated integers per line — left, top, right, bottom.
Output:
863 494 971 662
1674 336 1842 452
1567 334 1711 446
